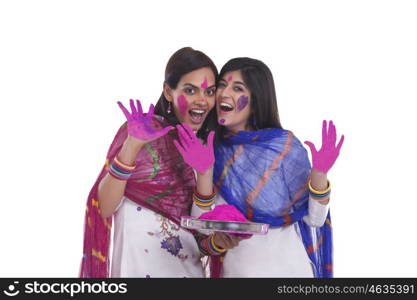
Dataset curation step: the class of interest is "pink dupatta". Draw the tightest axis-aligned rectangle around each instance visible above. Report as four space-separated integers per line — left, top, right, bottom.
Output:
79 116 195 277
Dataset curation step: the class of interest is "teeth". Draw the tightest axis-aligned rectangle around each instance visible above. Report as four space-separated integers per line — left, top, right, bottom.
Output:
220 103 233 109
190 109 205 115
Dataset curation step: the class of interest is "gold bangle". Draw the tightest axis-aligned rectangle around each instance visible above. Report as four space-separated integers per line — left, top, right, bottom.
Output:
308 179 331 194
114 156 136 170
210 234 226 253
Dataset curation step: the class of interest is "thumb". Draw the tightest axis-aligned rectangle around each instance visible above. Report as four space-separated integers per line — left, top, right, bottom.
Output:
207 131 215 148
304 141 317 155
155 126 174 138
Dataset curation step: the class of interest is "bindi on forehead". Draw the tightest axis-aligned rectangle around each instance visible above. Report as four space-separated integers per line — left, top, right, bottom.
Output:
177 95 188 116
227 75 233 82
201 77 208 89
237 95 249 111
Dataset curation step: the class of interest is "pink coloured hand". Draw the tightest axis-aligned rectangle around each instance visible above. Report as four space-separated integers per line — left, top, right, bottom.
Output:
173 123 215 173
304 120 345 174
117 99 173 143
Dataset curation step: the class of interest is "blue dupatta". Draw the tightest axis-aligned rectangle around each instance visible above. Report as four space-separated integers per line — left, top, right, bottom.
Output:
213 128 333 277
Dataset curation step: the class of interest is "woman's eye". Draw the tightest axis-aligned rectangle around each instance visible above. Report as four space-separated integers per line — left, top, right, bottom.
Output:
206 88 216 96
234 86 243 92
185 88 195 95
217 82 226 88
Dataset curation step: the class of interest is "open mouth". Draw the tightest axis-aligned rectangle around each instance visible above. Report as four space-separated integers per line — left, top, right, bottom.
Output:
219 102 234 112
188 109 207 124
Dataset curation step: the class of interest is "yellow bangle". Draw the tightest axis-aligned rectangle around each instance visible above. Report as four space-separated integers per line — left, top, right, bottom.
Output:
114 156 136 170
308 179 331 194
210 234 226 253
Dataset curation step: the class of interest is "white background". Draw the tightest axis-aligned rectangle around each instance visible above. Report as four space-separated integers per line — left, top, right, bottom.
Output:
1 0 416 277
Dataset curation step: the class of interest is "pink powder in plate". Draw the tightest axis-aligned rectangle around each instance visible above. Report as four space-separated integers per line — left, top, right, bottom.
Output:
199 204 252 238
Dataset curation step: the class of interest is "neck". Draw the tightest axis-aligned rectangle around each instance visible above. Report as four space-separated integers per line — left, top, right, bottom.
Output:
226 122 254 134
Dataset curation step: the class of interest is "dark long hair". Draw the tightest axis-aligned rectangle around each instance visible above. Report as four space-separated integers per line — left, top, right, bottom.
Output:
218 57 282 130
154 47 218 141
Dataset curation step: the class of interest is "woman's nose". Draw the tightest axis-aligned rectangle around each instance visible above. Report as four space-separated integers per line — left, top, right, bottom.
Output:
217 87 230 99
195 91 208 104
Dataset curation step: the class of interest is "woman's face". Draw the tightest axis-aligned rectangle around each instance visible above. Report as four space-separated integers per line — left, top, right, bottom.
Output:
216 70 252 133
165 67 216 131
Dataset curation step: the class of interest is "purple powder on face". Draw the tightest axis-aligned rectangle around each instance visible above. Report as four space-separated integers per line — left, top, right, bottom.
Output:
237 95 249 111
219 119 225 124
227 75 233 82
177 95 188 116
201 77 208 89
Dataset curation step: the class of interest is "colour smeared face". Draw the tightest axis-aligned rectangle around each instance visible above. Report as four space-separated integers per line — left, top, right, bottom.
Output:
166 67 216 131
236 95 249 111
216 70 252 133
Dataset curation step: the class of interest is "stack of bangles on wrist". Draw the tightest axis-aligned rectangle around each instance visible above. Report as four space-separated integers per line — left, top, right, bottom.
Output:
193 187 216 209
199 233 226 256
308 179 331 199
108 156 136 180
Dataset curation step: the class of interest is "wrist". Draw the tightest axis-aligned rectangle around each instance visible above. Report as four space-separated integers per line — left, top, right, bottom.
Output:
310 168 328 191
196 165 214 177
117 137 144 165
125 135 146 150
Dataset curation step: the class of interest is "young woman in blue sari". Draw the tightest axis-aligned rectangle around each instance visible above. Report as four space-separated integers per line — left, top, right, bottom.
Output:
175 57 344 277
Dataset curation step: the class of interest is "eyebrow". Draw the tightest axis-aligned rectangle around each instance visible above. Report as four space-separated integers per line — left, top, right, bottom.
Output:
219 78 247 87
183 83 216 89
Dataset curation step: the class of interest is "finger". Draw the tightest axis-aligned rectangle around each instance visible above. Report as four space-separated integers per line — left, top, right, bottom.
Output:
207 131 215 147
229 234 241 247
155 126 174 139
225 233 239 248
207 131 215 155
336 134 345 153
173 139 187 157
129 99 137 116
322 120 328 144
238 234 252 240
147 104 155 119
176 125 191 147
304 141 317 155
117 101 132 121
136 99 143 115
216 233 231 249
181 123 197 141
328 120 336 146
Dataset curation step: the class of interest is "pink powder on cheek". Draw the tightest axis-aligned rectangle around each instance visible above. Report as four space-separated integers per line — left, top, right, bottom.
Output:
177 95 188 116
219 119 225 124
227 75 233 82
201 77 208 89
237 95 249 111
